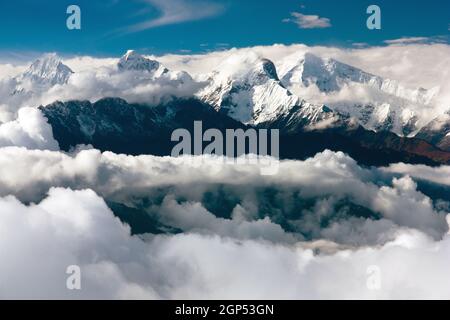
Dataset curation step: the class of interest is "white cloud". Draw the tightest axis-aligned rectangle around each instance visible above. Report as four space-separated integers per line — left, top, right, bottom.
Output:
1 43 449 93
122 0 224 33
157 194 297 243
0 63 25 80
0 187 159 299
0 43 449 299
0 186 449 299
0 148 447 243
383 162 450 187
62 56 117 73
50 66 202 105
384 37 431 45
283 11 331 29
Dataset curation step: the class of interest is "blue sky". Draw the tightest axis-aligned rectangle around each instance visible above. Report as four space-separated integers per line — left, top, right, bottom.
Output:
0 0 448 58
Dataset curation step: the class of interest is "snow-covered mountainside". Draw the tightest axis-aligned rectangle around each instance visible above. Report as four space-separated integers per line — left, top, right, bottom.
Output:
277 52 439 136
197 52 339 128
39 97 450 166
0 53 75 122
13 53 73 93
279 52 438 104
118 50 168 75
117 50 193 84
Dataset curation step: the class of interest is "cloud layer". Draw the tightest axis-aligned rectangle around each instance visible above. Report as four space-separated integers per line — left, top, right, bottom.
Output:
0 147 448 244
0 59 202 123
0 185 449 299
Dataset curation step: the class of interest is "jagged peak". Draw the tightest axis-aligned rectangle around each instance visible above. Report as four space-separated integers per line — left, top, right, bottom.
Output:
28 53 72 72
279 51 437 108
117 50 164 73
17 53 73 86
123 49 137 59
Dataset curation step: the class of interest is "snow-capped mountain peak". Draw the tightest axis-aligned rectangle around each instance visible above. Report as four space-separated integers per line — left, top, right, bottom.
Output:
277 52 441 136
199 53 303 124
117 50 167 75
210 54 279 84
197 52 345 129
16 53 73 87
279 52 438 105
279 52 382 93
117 50 194 86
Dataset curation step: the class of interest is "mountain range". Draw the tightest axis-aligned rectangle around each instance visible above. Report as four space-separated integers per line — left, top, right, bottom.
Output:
277 52 440 137
12 53 73 94
8 50 450 164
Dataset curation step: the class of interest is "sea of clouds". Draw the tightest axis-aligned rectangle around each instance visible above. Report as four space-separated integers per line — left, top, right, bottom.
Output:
0 43 449 299
0 147 449 299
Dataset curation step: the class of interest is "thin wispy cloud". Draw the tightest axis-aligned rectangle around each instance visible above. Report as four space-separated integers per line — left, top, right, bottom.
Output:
283 11 331 29
384 37 430 45
124 0 224 34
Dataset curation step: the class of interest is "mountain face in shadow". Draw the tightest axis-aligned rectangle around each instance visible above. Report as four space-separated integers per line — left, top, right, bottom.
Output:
40 97 450 167
40 97 247 156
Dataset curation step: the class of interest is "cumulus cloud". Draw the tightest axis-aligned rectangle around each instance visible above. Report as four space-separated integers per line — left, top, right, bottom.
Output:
0 60 204 122
315 44 450 94
0 186 449 299
62 56 117 73
150 43 449 95
283 12 331 29
154 195 297 243
0 148 447 244
2 42 449 121
0 187 159 299
0 63 25 80
45 66 203 106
